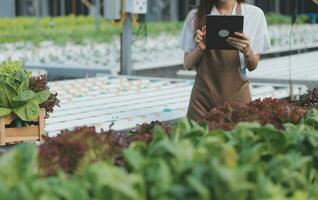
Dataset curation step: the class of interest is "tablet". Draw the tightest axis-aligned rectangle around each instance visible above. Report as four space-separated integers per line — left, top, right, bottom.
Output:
206 15 244 50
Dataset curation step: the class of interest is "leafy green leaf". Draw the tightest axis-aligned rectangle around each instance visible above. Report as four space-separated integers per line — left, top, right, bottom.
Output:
14 70 30 83
0 144 37 187
1 82 18 107
304 109 318 129
13 100 39 121
18 80 29 93
0 89 10 108
187 175 210 200
123 149 145 171
172 118 192 142
0 107 12 117
13 90 35 102
34 90 50 104
82 162 145 200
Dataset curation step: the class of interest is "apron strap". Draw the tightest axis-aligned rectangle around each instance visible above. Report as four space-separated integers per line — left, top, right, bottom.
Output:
235 2 241 16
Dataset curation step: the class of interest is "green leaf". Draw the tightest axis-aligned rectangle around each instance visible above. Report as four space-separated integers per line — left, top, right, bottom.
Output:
152 125 168 142
1 82 18 107
172 118 192 142
187 176 210 200
34 90 50 104
13 90 35 102
0 182 12 199
13 100 39 121
145 160 172 198
0 144 38 187
18 80 29 93
83 163 145 200
14 70 30 83
304 109 318 129
123 149 146 171
0 90 10 108
0 107 12 117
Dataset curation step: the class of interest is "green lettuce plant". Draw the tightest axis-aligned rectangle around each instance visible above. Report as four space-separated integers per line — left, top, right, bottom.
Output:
0 60 50 121
1 110 318 199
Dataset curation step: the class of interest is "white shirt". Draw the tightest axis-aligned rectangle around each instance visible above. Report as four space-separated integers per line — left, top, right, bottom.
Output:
178 3 271 69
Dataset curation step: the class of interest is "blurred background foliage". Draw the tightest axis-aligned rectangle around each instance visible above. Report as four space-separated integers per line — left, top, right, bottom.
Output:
0 13 308 45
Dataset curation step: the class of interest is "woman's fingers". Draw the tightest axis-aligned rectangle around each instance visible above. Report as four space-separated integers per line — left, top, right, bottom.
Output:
196 26 207 36
198 43 206 50
195 27 207 50
196 29 205 37
202 26 206 34
195 34 203 42
227 37 249 45
234 32 249 40
227 37 249 50
227 40 245 51
197 34 203 40
227 40 248 49
196 38 206 49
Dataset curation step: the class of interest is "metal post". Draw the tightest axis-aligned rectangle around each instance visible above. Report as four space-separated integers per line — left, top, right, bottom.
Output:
170 0 178 21
61 0 66 16
95 0 100 31
35 0 40 19
184 0 190 18
72 0 76 15
0 0 16 17
41 0 49 16
120 13 133 75
274 0 280 13
156 0 163 21
11 0 16 17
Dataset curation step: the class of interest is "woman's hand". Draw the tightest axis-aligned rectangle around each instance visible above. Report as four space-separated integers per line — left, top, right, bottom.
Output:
226 32 254 59
195 26 206 50
227 32 260 71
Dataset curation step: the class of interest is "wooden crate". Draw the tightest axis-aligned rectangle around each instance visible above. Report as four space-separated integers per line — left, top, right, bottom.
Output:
0 109 45 146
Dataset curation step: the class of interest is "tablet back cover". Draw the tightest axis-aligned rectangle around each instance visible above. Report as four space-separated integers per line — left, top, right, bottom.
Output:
206 15 244 50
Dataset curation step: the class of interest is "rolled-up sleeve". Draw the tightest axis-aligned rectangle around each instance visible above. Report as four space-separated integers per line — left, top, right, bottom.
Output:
251 10 271 55
178 10 197 53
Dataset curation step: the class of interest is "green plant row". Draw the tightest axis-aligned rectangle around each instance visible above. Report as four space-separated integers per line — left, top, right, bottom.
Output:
1 109 318 199
265 12 309 26
0 13 308 45
0 15 183 44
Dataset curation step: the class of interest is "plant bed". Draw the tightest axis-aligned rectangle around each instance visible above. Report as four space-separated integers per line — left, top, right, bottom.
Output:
0 109 317 199
0 108 45 146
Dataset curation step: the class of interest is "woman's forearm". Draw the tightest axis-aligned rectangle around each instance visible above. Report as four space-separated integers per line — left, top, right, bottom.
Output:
183 47 205 70
245 53 260 72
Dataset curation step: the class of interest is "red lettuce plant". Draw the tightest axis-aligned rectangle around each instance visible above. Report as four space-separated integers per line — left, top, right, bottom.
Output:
30 74 60 117
292 87 318 108
39 122 171 176
202 87 318 130
39 127 122 176
203 98 307 130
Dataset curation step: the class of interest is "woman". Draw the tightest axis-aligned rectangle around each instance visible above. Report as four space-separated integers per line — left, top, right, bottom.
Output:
179 0 271 121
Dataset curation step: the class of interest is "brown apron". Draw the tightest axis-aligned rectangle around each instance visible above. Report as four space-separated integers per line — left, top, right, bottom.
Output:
186 3 252 121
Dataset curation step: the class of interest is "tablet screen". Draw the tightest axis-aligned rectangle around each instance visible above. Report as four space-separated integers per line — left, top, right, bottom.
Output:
206 15 244 50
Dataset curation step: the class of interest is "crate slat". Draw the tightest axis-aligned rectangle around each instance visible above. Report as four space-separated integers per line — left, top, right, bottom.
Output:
6 126 39 138
0 108 45 146
6 136 40 143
